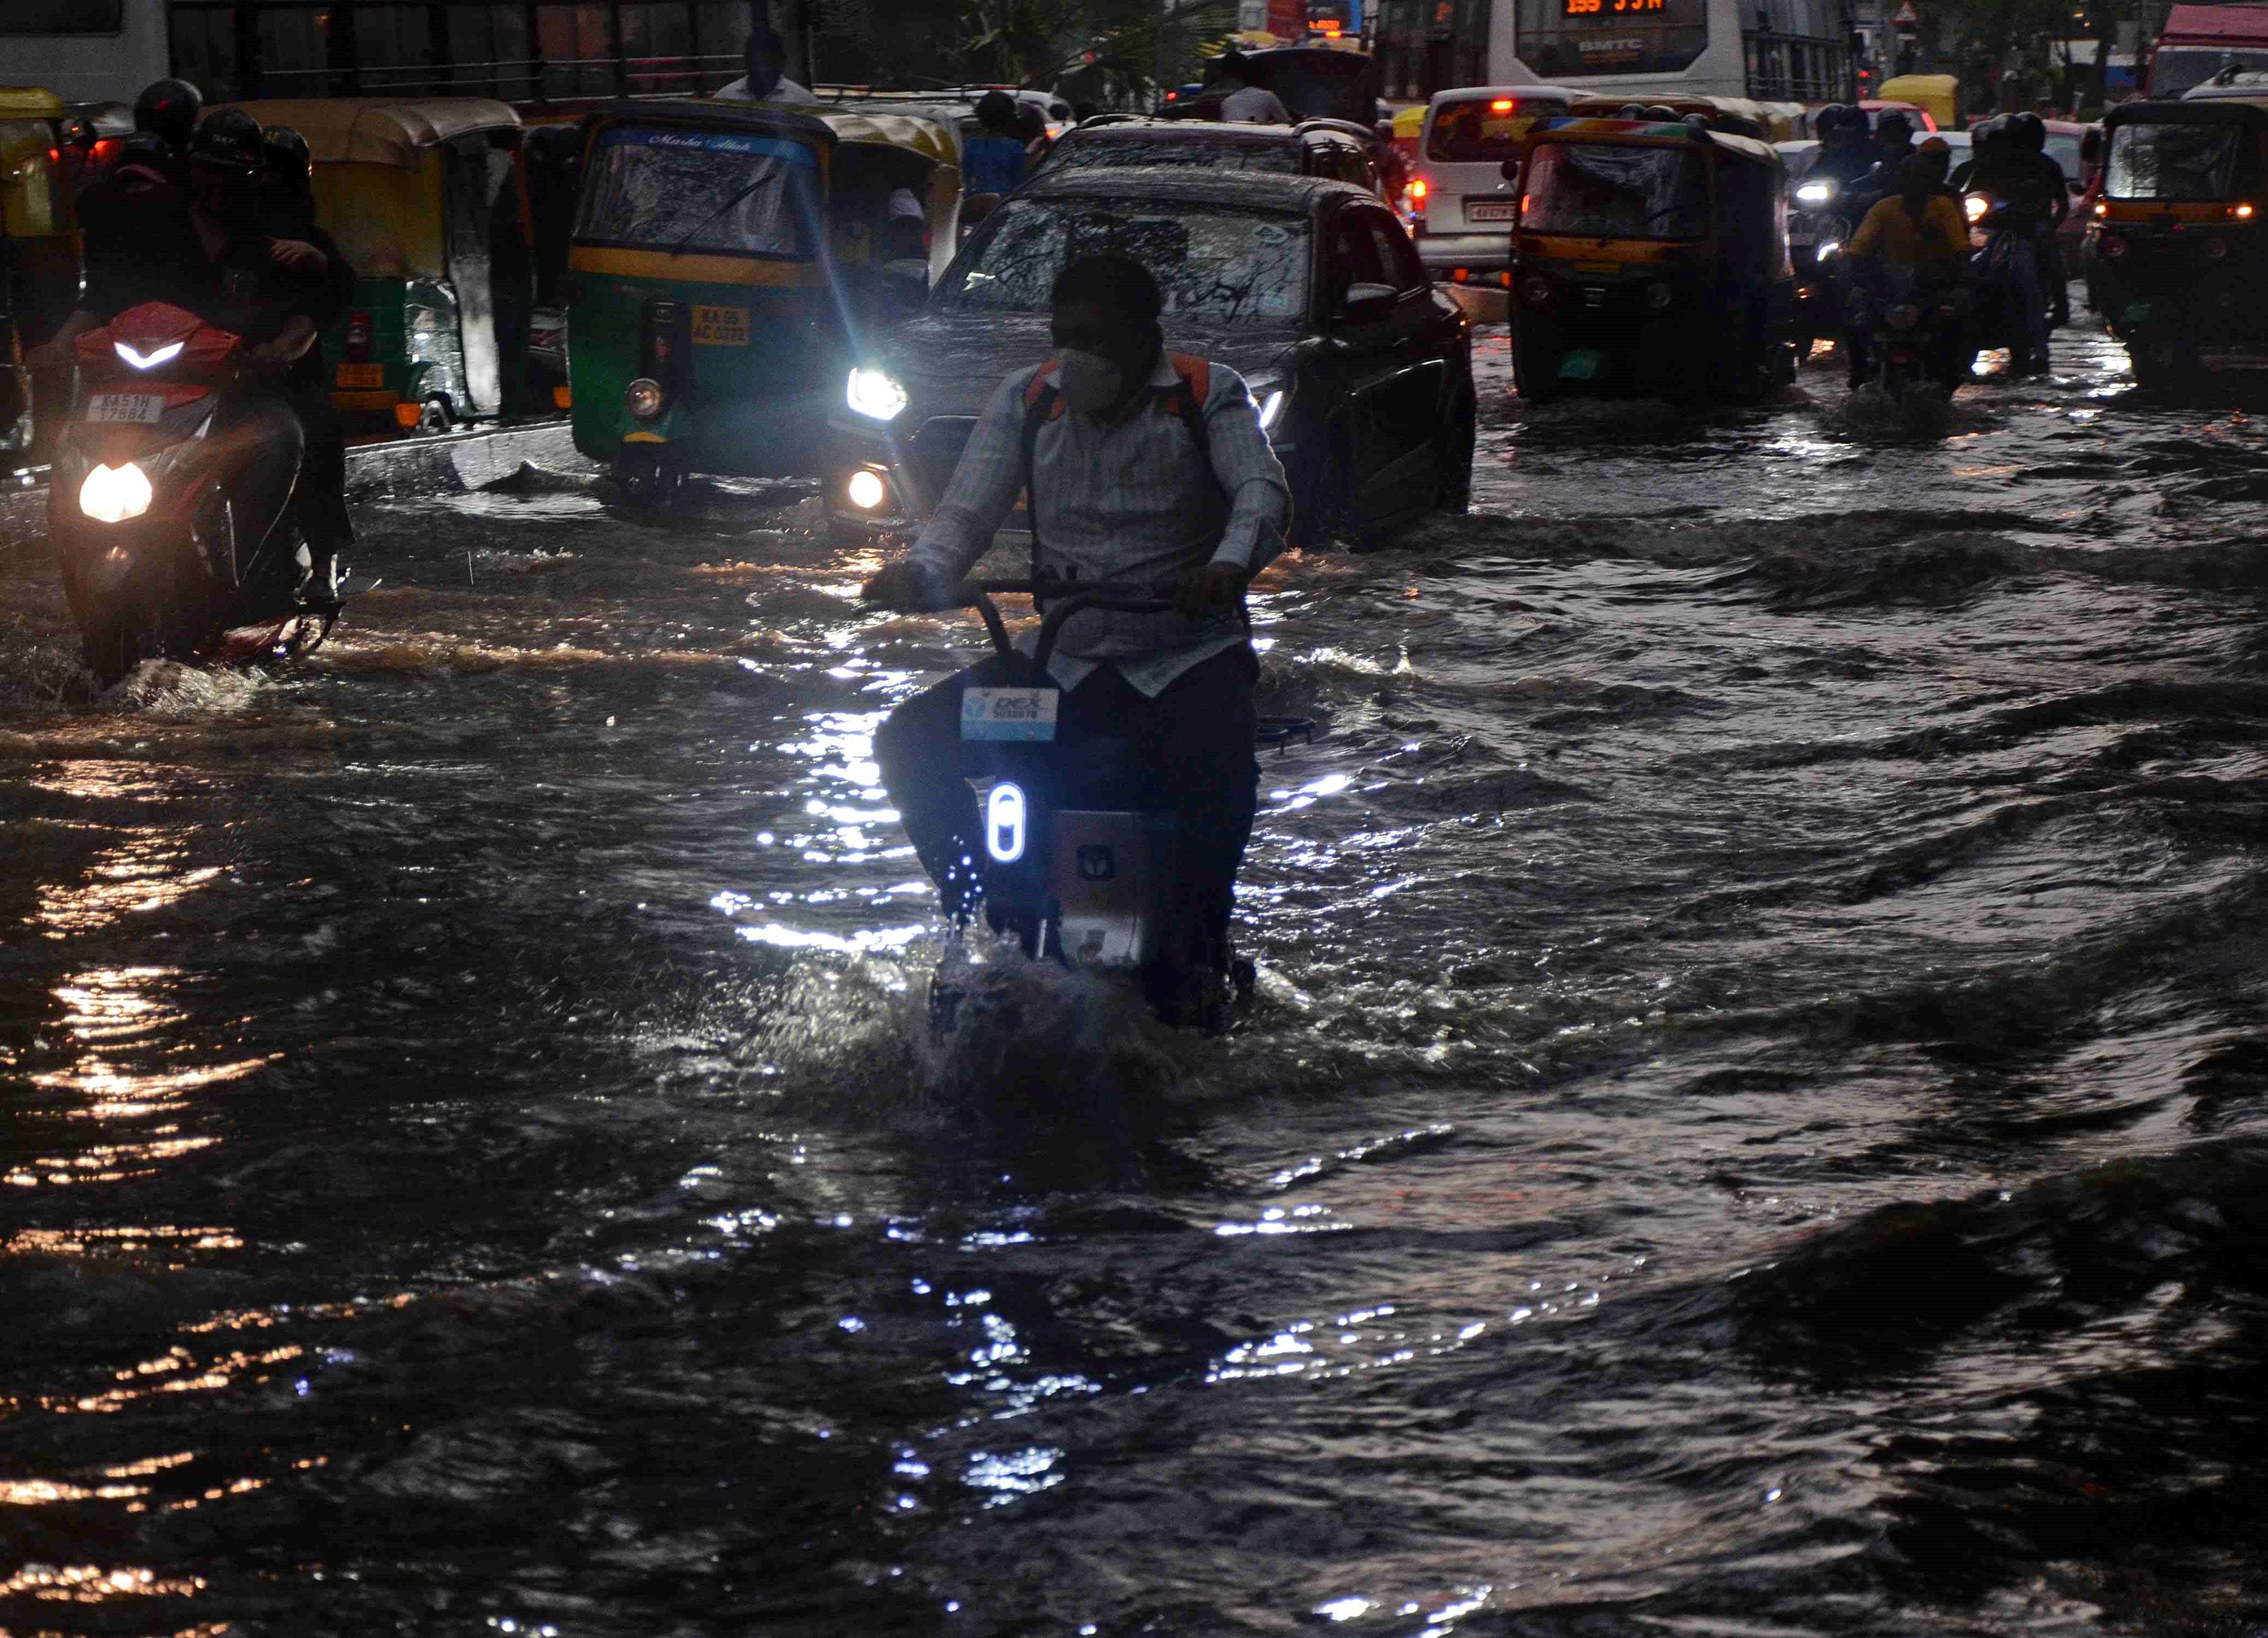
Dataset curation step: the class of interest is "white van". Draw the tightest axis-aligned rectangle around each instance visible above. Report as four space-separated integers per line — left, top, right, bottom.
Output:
1412 85 1578 284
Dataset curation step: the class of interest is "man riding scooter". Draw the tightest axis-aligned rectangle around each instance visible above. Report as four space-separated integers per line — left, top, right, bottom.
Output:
1956 111 2068 373
862 252 1290 1025
1845 140 1975 393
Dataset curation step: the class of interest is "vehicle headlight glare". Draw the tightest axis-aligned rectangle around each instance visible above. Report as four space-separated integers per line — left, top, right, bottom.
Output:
1817 239 1841 260
1795 181 1834 205
79 461 152 524
1964 194 1989 223
624 377 665 420
1256 388 1286 431
847 469 888 510
847 367 909 421
985 782 1026 864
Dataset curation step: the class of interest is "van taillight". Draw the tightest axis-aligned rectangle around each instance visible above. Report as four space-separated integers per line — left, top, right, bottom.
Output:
345 311 373 363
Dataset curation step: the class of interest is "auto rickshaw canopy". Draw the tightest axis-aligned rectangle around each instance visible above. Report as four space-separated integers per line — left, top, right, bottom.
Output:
221 97 523 168
1525 118 1789 278
1878 74 1960 129
2106 94 2268 127
810 107 958 167
0 88 64 121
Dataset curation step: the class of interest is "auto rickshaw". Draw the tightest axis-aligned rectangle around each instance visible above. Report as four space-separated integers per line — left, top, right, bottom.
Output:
563 98 960 506
1 88 77 463
2084 95 2268 386
222 98 535 432
1511 117 1796 404
1878 74 1962 133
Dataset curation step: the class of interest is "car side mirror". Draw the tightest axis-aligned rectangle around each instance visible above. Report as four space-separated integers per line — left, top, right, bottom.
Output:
1500 158 1521 184
1341 280 1397 325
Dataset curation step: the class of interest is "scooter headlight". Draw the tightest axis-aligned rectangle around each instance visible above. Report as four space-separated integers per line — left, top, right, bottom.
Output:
624 377 665 420
985 782 1027 864
113 339 184 370
1795 180 1835 206
1964 193 1990 224
79 461 153 524
846 367 910 421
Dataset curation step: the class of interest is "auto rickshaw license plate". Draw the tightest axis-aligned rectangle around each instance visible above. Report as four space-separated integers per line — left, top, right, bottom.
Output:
83 393 166 425
962 687 1059 742
692 305 749 346
335 363 384 388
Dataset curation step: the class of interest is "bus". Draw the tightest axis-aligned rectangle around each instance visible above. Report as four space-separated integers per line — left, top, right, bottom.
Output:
1374 0 1852 107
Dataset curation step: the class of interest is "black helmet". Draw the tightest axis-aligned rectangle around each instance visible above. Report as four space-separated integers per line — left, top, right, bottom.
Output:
261 123 312 192
1876 110 1915 145
1815 102 1850 135
133 78 203 151
2007 110 2047 150
189 107 265 176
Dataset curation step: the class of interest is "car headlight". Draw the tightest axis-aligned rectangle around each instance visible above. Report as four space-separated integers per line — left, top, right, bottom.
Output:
1795 181 1835 206
1964 193 1990 224
846 367 909 421
79 461 152 524
113 339 184 370
1255 388 1286 432
624 378 665 420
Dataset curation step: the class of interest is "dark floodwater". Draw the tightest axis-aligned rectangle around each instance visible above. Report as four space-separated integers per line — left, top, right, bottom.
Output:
9 317 2268 1637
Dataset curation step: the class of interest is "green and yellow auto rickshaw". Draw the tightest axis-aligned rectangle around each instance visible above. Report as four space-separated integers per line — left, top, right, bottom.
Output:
1511 116 1795 404
2 87 77 462
563 98 960 506
224 98 535 432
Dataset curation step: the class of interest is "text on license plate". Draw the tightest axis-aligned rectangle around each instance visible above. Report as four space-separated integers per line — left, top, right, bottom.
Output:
83 393 166 425
692 304 749 346
961 687 1059 742
335 362 385 388
1466 200 1519 222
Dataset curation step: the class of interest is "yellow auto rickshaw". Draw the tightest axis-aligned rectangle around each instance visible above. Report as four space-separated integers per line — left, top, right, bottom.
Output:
563 97 960 506
2 88 77 461
224 98 536 431
1878 75 1962 133
1512 116 1795 403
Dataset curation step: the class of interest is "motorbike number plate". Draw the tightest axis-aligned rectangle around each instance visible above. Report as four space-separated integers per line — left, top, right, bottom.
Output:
1466 200 1519 222
336 363 385 388
83 392 166 425
692 305 749 346
962 687 1059 742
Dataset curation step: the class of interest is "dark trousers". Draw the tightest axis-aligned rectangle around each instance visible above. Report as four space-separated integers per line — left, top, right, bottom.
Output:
874 645 1260 970
281 381 350 557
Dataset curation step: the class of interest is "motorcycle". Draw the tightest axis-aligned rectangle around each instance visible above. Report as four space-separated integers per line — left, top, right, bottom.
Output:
1849 278 1973 410
1964 193 2059 367
929 578 1309 1036
1789 174 1855 359
49 301 345 685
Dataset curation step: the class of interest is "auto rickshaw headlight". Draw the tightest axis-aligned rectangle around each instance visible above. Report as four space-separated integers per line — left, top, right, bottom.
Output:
1644 281 1673 311
1519 274 1553 306
2238 202 2257 219
1795 181 1835 206
847 367 910 421
625 378 666 420
1964 194 1990 225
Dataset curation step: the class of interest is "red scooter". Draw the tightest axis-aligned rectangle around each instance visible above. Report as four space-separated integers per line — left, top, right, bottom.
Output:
49 301 342 684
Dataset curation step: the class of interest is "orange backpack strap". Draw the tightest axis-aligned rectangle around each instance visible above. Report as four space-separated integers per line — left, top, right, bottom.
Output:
1023 358 1065 416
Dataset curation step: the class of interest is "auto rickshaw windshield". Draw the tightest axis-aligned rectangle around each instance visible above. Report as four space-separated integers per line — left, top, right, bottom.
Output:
941 198 1311 322
574 124 821 258
1523 142 1709 240
2105 120 2242 200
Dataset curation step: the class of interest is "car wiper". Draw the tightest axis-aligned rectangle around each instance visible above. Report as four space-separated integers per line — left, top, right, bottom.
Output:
669 168 774 257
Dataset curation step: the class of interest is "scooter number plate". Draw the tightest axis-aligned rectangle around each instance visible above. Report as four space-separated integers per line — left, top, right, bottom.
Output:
83 393 166 425
962 687 1059 742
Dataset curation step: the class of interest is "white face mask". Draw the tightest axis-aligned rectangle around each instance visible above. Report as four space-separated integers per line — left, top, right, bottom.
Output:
1056 349 1125 415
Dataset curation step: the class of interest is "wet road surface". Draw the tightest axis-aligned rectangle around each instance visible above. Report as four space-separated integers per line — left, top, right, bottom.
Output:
8 314 2268 1635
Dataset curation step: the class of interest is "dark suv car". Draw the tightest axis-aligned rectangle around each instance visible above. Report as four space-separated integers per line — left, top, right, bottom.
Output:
825 167 1473 553
1033 116 1386 199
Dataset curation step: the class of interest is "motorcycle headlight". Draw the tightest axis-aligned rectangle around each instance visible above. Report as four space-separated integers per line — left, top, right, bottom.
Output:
1964 194 1989 224
624 377 665 420
846 367 910 422
1795 181 1835 206
79 461 153 524
1255 387 1286 432
1817 239 1841 260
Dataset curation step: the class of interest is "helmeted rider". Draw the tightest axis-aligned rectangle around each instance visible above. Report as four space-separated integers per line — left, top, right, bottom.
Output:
1809 104 1879 191
862 252 1290 1022
1846 139 1973 390
1958 111 2069 370
132 77 203 180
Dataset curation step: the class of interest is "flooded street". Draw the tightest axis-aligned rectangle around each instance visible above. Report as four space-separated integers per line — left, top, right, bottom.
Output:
10 314 2268 1636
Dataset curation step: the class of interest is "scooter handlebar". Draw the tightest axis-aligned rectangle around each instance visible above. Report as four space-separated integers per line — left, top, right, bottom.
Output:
944 580 1178 677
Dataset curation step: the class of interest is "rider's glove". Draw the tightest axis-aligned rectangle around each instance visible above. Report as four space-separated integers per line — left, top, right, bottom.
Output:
861 558 955 611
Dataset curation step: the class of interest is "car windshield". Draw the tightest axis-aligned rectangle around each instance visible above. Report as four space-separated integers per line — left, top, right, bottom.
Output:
940 197 1311 323
1049 135 1298 173
573 124 819 257
1427 96 1560 162
2105 121 2242 201
1521 141 1709 239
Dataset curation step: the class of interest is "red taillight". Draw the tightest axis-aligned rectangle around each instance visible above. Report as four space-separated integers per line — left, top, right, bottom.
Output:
345 311 373 363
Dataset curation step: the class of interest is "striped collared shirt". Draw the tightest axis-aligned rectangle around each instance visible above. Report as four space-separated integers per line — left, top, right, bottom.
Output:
907 351 1291 697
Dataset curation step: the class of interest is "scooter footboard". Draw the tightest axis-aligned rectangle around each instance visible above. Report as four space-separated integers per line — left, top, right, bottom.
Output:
1051 809 1179 969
